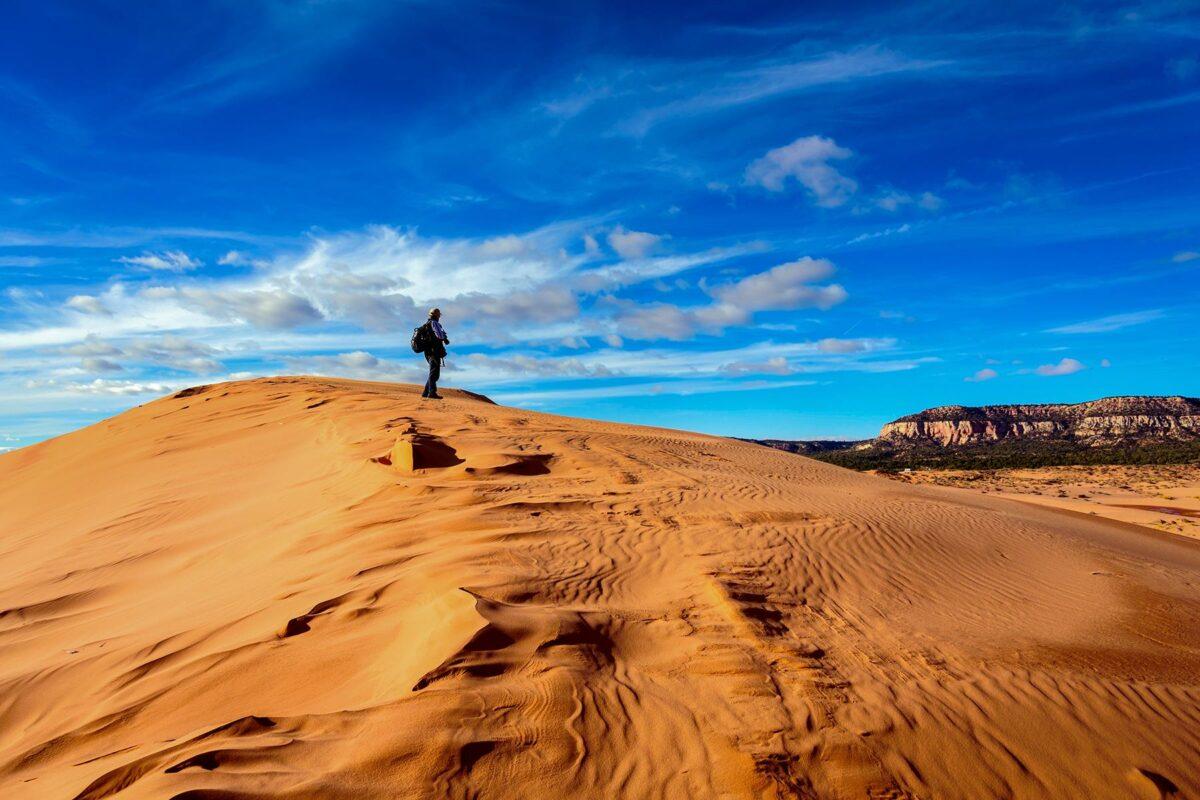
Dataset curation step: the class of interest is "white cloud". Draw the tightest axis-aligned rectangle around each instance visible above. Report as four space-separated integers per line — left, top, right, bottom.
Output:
283 224 577 304
1035 357 1085 376
816 337 868 354
574 242 766 293
495 378 818 406
556 337 901 378
60 335 122 357
744 135 857 207
1046 309 1163 334
218 250 256 266
847 223 911 245
707 257 847 312
81 357 123 373
607 226 662 260
475 235 532 259
0 256 56 268
27 378 180 396
124 335 222 374
874 190 911 212
612 302 700 341
116 250 202 272
4 286 217 350
1173 250 1199 263
282 351 424 383
965 368 998 382
295 351 379 371
463 352 614 378
1100 358 1112 367
609 257 847 341
917 191 945 211
720 356 793 376
691 302 748 331
455 285 579 327
874 189 945 212
65 294 110 315
58 334 222 375
335 351 380 369
174 287 324 329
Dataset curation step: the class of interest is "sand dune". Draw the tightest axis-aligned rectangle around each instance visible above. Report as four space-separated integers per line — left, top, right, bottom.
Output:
885 465 1200 541
2 377 1199 799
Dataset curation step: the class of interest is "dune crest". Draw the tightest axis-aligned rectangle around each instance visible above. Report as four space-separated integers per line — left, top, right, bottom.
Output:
2 377 1199 798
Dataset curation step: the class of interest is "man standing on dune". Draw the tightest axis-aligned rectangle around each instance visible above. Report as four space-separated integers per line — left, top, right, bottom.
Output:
421 307 450 400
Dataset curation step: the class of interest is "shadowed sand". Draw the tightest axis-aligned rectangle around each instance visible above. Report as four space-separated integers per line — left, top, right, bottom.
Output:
1 377 1199 799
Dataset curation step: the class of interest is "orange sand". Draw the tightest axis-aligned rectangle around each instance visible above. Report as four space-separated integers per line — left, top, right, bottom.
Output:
1 377 1199 799
886 465 1200 541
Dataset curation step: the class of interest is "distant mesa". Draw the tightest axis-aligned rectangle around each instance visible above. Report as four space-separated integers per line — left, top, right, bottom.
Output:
881 396 1200 446
749 396 1200 470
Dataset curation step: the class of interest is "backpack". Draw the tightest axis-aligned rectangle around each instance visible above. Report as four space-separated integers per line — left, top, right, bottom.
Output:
410 322 431 353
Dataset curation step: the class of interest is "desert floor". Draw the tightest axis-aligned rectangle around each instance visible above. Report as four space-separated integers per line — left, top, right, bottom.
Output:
883 464 1200 541
1 378 1199 799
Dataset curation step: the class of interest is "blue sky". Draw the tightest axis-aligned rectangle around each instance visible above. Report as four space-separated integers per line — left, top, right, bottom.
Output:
2 0 1199 449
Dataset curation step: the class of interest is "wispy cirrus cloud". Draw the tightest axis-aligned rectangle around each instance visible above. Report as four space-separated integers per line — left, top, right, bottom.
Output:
0 256 61 268
494 378 820 406
616 46 951 135
116 250 202 272
1046 309 1164 334
141 0 415 113
720 356 794 376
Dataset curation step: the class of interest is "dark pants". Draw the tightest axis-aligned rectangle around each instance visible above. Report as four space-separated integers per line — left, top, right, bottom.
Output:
422 353 441 396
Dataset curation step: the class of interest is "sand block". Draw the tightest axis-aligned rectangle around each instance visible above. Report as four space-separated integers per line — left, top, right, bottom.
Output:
390 436 415 471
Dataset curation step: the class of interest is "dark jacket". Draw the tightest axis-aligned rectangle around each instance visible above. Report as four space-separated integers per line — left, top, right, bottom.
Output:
424 321 448 359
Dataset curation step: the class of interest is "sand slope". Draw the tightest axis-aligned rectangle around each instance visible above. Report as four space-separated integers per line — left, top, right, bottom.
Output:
885 465 1200 541
2 377 1199 799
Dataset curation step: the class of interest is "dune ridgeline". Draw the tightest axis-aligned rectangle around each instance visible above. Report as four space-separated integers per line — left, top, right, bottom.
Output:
2 377 1199 799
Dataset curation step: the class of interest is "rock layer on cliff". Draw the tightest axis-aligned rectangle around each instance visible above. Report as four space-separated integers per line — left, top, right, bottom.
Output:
880 396 1200 447
749 396 1200 470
